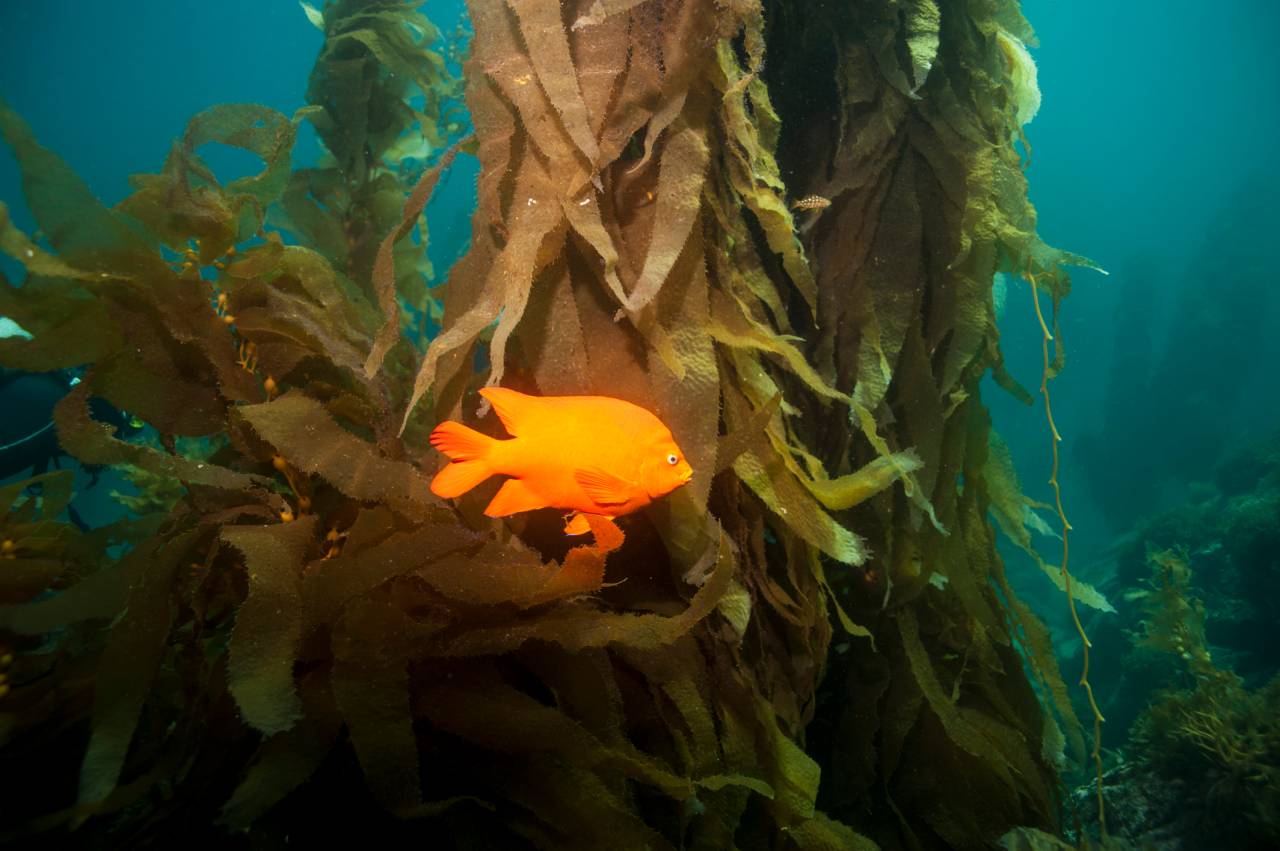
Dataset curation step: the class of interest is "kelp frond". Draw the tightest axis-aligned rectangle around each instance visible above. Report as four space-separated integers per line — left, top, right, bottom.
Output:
0 1 1093 847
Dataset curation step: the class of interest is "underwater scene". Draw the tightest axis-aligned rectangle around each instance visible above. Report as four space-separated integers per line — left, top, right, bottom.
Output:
0 0 1277 848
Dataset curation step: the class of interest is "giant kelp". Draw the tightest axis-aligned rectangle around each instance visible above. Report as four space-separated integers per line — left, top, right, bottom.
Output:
762 0 1103 845
1 1 1087 848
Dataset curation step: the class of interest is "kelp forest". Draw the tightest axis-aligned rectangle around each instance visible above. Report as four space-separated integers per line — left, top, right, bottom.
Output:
0 1 1112 848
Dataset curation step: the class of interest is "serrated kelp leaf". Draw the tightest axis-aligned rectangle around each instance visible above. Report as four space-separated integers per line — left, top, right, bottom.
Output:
329 28 441 97
995 30 1041 128
622 123 708 313
184 104 297 208
997 827 1076 851
117 104 298 259
222 516 319 736
715 391 782 474
364 139 467 377
0 558 66 605
713 41 818 315
523 260 593 395
441 527 735 656
708 289 848 405
0 97 163 277
521 514 624 605
53 380 279 504
303 522 479 625
420 673 705 800
506 0 601 165
649 237 720 557
785 811 879 851
331 597 430 813
560 196 630 309
223 235 284 280
477 163 568 404
90 320 235 436
810 548 874 644
991 354 1036 406
567 2 629 136
804 449 923 511
863 0 941 97
77 530 200 808
733 447 865 566
219 670 342 830
0 532 167 633
500 757 672 850
0 200 100 281
413 515 623 608
227 253 383 392
239 393 434 516
0 275 121 370
768 714 821 824
398 155 563 429
986 430 1113 612
992 559 1086 763
570 0 651 31
0 470 75 520
896 606 1016 792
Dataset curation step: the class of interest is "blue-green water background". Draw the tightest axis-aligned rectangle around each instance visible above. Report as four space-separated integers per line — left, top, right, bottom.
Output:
2 0 1278 732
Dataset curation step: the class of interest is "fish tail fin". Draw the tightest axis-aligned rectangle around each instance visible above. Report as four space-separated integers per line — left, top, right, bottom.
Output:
429 421 497 498
429 420 494 462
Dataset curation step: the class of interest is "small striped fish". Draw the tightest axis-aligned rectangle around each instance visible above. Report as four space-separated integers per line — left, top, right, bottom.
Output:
791 194 831 211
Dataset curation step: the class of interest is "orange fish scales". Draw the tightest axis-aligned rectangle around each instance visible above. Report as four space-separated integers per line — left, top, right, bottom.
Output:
428 387 693 535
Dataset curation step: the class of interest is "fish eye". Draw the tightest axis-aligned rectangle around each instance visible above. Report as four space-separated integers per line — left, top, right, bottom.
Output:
666 453 679 466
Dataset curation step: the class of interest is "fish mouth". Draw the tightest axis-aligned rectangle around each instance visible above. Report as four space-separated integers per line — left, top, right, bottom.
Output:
679 469 693 484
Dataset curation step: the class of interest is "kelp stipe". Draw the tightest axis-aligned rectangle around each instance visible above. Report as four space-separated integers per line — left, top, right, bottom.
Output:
763 0 1110 845
1 1 1099 848
1028 272 1107 837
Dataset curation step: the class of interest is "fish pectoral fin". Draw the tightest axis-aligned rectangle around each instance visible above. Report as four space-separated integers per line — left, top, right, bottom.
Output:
484 478 549 517
573 467 634 506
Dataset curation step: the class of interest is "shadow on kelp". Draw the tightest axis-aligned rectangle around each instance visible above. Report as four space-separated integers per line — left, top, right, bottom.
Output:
0 365 141 528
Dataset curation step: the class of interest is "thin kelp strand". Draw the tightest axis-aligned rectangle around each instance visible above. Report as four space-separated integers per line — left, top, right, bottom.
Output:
1029 273 1107 836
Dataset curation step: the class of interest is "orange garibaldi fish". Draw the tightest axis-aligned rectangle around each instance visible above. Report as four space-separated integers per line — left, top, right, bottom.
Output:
428 387 694 535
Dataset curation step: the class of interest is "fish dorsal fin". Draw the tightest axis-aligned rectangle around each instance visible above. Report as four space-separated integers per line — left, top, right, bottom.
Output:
573 467 634 506
479 386 539 437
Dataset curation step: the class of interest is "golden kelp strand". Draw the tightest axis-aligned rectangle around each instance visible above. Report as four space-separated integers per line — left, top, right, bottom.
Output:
1028 273 1106 836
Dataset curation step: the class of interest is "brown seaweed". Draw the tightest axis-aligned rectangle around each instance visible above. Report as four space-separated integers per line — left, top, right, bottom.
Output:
0 1 1095 848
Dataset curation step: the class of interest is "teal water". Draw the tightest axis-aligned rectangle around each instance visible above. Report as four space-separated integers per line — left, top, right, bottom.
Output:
2 0 1278 845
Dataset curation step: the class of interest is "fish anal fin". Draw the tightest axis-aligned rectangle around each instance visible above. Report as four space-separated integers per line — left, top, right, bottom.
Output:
484 478 549 517
573 467 633 506
431 461 492 499
479 386 539 437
